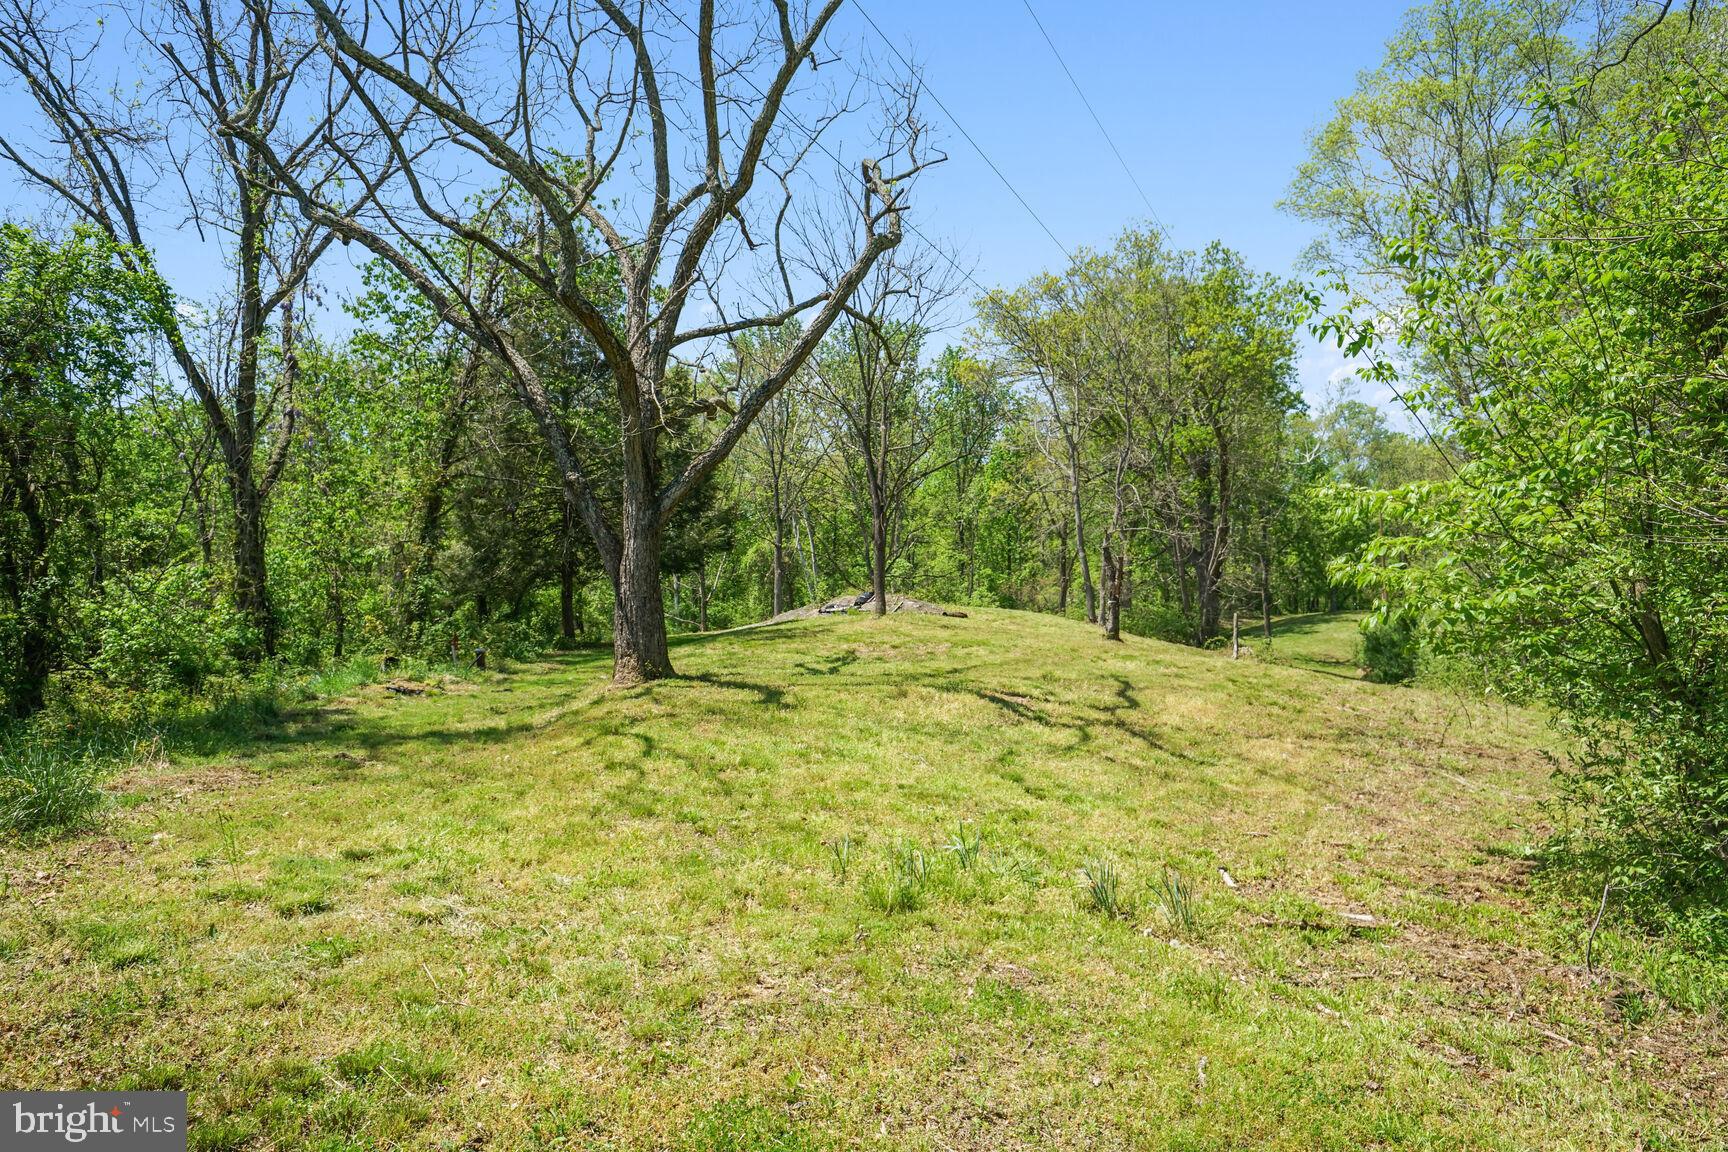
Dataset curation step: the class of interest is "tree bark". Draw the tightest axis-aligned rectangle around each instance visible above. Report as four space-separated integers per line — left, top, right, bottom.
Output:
593 339 678 682
608 497 673 684
870 480 888 616
1100 534 1123 641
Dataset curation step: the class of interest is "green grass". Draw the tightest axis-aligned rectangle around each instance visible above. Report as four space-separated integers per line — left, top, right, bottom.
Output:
1256 612 1368 677
2 608 1724 1149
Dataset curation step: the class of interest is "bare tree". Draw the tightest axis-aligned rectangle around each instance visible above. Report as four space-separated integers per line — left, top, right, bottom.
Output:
811 241 955 616
0 0 358 656
221 0 933 682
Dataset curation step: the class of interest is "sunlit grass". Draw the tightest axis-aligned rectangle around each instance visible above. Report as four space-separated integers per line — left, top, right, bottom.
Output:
1 608 1721 1150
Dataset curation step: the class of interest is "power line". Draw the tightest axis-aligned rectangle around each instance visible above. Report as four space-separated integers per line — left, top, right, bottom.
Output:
653 2 994 332
851 0 1079 268
1017 0 1170 240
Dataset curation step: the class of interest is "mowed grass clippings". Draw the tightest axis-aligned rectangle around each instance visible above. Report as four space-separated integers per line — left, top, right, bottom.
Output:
2 609 1723 1150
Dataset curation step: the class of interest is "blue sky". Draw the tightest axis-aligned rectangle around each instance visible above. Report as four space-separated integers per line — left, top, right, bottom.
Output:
846 0 1409 412
0 0 1410 412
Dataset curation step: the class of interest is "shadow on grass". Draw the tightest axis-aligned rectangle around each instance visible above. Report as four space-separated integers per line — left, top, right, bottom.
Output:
103 616 1201 797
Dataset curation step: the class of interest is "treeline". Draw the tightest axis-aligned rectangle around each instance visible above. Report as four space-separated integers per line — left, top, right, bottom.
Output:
0 0 1455 721
3 211 1442 723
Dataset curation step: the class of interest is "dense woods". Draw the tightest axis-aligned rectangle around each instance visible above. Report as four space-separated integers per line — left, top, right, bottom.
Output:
2 0 1725 939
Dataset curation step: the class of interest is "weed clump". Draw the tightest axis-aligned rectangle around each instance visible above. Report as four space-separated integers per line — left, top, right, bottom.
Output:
0 730 138 838
1081 858 1131 919
945 822 982 869
1152 868 1197 933
862 841 930 915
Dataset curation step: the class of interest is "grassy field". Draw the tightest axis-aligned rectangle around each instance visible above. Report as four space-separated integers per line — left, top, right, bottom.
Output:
3 609 1725 1150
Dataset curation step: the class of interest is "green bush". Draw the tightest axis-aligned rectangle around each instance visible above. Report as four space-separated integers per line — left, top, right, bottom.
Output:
1122 600 1198 645
1358 610 1418 683
82 566 246 694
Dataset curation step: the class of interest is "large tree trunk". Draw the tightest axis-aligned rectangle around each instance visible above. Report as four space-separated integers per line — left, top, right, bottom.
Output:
869 478 888 617
609 499 673 684
228 466 276 659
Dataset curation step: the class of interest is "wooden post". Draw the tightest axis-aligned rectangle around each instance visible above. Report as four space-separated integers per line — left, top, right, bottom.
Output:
1231 612 1240 660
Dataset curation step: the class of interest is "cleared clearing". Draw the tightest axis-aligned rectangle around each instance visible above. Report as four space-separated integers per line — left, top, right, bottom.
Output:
2 610 1723 1150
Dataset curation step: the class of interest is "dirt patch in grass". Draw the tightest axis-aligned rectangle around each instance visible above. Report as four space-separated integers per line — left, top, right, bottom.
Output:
109 761 261 799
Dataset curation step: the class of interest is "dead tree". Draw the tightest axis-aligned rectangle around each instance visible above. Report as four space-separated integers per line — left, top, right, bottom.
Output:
228 0 934 683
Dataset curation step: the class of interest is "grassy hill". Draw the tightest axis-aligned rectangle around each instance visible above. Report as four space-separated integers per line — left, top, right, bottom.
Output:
3 609 1724 1150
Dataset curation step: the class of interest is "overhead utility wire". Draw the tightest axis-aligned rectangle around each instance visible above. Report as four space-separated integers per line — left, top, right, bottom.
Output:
653 2 996 325
851 0 1079 267
1017 0 1170 239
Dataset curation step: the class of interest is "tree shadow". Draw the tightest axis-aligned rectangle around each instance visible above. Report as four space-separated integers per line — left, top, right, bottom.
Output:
683 673 789 710
793 649 860 678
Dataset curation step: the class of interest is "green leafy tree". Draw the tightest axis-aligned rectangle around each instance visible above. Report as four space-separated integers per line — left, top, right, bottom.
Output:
0 225 154 714
1327 21 1728 924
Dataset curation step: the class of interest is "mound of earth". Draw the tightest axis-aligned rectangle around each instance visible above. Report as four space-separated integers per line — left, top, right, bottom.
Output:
765 591 968 624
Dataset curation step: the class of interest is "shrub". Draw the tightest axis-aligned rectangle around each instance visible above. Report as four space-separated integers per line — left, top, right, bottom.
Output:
82 566 246 695
1358 609 1418 683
